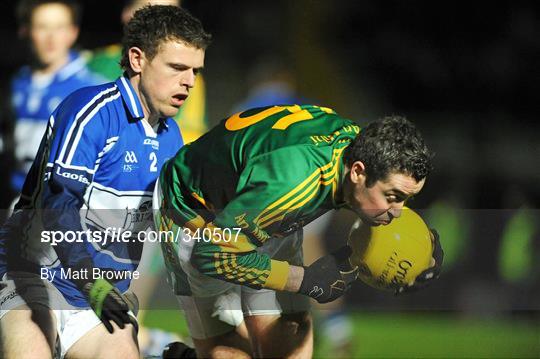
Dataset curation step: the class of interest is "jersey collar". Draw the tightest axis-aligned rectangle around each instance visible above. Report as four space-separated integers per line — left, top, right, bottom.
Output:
115 74 170 131
116 74 145 120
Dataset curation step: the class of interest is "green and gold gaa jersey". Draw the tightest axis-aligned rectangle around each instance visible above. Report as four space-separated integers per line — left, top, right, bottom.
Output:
158 105 360 290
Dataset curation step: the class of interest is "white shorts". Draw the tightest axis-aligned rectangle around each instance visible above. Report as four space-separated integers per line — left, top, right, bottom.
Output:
171 233 310 339
0 272 136 358
177 285 310 340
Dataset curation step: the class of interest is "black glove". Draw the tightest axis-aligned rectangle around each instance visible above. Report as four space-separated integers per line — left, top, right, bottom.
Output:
396 229 444 295
163 341 197 358
298 245 359 303
73 263 137 333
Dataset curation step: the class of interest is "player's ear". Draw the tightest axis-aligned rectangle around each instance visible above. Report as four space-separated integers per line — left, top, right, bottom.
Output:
128 47 145 74
349 161 366 185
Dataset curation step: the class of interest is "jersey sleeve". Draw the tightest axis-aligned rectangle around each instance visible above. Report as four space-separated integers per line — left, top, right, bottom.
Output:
39 88 117 269
190 145 322 291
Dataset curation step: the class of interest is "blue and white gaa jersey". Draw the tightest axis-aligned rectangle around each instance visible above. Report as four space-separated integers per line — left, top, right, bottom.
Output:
0 76 183 307
10 50 106 192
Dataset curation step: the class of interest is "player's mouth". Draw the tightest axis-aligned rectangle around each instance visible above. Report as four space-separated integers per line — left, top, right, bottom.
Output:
171 94 188 107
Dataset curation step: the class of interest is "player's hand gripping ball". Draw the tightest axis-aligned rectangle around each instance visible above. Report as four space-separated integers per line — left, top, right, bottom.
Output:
348 207 438 292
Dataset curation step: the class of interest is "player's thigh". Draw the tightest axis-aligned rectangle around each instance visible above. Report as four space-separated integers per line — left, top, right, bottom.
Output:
65 320 138 359
242 287 312 358
244 311 313 359
0 272 61 358
0 304 57 359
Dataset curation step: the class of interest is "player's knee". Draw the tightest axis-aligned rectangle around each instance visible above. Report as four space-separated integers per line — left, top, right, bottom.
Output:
194 333 251 359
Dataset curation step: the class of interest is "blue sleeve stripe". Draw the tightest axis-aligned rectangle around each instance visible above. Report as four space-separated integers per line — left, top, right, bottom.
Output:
57 86 117 163
58 87 120 165
54 136 119 173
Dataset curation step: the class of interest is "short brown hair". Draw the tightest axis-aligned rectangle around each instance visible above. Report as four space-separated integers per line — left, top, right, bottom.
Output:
120 5 211 70
343 116 434 187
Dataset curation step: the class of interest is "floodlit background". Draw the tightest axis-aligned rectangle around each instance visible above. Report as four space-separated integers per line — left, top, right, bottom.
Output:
0 1 538 357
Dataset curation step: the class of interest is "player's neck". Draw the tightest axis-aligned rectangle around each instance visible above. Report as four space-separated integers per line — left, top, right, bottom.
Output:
334 168 350 207
129 74 160 127
144 115 160 128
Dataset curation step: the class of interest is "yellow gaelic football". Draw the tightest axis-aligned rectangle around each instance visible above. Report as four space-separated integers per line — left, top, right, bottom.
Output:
348 207 433 291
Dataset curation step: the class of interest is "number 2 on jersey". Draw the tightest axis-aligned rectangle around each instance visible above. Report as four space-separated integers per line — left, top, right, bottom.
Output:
149 152 157 172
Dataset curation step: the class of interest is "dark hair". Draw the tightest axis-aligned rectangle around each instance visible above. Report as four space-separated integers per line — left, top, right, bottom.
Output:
120 5 212 70
343 116 434 187
16 0 81 27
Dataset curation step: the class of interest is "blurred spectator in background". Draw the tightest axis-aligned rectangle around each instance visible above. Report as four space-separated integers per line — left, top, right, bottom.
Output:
10 0 104 200
231 57 306 113
497 189 540 314
232 57 355 357
88 0 207 144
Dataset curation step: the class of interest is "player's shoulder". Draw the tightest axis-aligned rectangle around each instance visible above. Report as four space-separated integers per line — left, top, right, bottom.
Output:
53 82 123 129
61 81 119 110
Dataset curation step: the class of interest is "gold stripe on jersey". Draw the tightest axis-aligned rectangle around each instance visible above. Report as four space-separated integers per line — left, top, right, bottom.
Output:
255 148 345 229
320 147 346 186
258 176 320 229
254 169 321 224
213 252 269 286
182 215 206 232
254 151 336 223
206 222 256 253
225 265 267 285
214 252 270 277
256 172 320 227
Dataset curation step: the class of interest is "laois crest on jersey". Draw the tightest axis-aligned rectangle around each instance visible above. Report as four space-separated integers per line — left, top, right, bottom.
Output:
0 75 183 307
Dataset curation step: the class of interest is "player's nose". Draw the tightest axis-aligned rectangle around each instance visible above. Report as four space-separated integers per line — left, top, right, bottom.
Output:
388 205 403 219
181 69 196 88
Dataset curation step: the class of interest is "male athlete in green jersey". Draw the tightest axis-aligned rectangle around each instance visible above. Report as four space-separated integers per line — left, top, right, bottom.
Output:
155 104 441 358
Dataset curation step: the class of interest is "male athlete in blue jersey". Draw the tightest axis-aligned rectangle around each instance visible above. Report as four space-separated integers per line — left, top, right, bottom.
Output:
0 5 210 358
10 0 105 194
